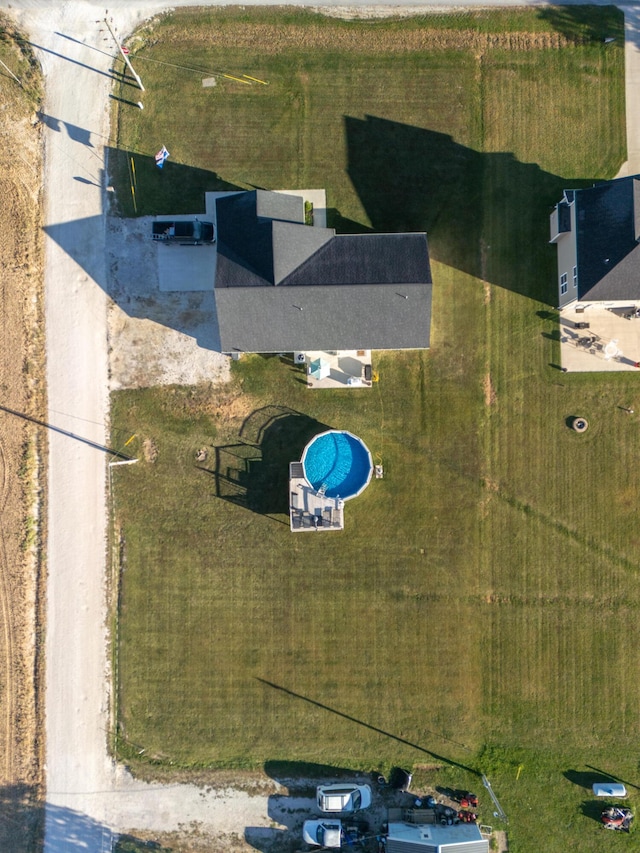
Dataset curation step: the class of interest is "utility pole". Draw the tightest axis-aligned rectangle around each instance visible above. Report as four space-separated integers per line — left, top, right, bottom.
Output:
103 18 144 91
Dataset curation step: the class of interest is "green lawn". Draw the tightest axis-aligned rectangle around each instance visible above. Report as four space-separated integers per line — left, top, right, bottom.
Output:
109 7 637 851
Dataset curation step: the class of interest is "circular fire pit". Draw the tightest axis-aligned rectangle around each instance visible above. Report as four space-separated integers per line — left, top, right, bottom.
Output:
572 417 589 433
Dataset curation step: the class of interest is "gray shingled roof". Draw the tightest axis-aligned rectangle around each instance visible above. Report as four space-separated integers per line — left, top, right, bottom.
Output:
256 189 303 223
272 221 335 284
282 233 430 286
216 282 432 353
574 176 640 301
214 190 432 352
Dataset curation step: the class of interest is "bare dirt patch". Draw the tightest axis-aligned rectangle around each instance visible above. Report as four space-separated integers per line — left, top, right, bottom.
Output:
495 829 509 852
142 437 158 463
0 16 45 853
483 373 497 406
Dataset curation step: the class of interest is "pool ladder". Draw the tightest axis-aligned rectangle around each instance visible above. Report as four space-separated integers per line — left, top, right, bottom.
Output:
316 482 328 497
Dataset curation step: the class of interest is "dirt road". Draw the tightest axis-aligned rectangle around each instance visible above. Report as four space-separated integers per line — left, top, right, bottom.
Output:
7 2 294 849
0 15 45 853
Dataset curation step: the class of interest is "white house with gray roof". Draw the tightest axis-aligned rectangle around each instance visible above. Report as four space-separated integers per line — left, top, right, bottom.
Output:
213 190 432 354
550 175 640 309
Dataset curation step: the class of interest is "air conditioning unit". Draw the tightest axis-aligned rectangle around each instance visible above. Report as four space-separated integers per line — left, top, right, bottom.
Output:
294 352 306 364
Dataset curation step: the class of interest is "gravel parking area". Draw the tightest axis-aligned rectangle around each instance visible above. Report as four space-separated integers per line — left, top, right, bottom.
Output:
106 215 230 389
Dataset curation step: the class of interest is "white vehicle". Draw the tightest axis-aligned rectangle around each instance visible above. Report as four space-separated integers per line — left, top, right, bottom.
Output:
317 784 372 813
303 819 343 848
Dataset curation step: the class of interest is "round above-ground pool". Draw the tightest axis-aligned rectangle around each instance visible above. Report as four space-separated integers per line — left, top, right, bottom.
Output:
302 430 373 500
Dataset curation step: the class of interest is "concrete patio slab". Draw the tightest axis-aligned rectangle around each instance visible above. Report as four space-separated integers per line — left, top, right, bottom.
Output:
560 304 640 372
301 349 373 388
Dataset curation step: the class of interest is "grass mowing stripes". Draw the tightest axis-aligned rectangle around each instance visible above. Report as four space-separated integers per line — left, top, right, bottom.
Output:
109 8 635 850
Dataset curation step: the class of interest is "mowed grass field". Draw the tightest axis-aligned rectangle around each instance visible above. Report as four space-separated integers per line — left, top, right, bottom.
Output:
109 7 638 849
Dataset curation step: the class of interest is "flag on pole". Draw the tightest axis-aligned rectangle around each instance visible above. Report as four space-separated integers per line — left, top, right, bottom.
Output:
155 145 170 169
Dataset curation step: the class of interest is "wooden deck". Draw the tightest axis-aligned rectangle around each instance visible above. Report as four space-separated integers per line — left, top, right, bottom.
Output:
289 462 344 532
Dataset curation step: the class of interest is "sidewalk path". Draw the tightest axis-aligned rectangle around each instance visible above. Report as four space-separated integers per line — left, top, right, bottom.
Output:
620 7 640 176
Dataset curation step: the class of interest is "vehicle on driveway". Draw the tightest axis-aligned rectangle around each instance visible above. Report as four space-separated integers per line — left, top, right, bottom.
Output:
151 219 215 245
303 819 368 848
377 767 412 792
317 784 372 813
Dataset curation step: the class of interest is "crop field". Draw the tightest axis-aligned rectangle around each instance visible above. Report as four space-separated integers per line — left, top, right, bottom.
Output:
109 7 637 850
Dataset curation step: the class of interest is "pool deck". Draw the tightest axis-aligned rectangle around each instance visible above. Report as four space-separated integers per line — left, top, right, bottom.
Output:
289 462 344 532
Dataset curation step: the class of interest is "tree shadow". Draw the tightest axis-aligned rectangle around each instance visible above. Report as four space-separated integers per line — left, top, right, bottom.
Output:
537 310 560 322
0 786 167 853
264 759 370 790
116 836 172 852
536 6 624 43
344 115 596 304
205 410 330 515
0 783 42 853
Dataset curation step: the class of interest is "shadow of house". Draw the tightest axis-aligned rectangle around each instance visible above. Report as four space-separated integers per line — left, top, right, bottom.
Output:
344 115 583 303
43 152 244 351
208 411 329 515
106 147 245 219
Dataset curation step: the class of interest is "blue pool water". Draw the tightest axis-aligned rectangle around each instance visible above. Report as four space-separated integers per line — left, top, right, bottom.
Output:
302 431 373 499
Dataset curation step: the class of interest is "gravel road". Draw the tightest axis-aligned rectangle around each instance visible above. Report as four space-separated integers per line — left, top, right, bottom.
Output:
2 0 635 850
8 2 284 849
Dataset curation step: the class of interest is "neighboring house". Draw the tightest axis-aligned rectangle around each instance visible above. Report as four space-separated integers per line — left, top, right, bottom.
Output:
213 190 432 354
550 175 640 309
386 820 489 853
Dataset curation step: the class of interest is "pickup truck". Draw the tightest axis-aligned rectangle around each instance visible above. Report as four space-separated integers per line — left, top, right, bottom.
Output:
152 219 215 245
